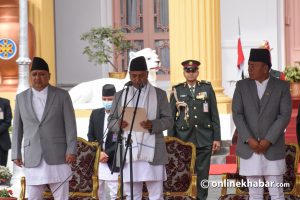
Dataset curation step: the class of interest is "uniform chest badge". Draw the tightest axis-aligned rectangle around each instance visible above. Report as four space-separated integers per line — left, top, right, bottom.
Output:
196 92 207 100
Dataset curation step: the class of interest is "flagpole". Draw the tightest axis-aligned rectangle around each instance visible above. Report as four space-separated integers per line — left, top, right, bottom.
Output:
238 17 244 79
237 17 245 79
238 17 241 37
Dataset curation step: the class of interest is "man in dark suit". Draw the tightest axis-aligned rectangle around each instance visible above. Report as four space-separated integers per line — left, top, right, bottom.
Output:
168 60 221 200
87 84 119 200
0 97 12 166
232 49 291 199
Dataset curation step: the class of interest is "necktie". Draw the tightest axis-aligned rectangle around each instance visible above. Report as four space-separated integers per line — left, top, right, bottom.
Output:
190 86 195 97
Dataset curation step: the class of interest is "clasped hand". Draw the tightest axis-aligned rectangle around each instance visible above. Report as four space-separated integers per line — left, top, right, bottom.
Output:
248 138 271 154
65 154 76 164
99 152 109 163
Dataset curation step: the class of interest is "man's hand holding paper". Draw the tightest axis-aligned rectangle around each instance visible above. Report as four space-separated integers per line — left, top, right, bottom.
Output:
140 120 152 130
119 120 129 129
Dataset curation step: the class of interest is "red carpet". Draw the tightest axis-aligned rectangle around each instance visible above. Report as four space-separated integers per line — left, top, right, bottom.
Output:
209 164 237 175
209 164 300 175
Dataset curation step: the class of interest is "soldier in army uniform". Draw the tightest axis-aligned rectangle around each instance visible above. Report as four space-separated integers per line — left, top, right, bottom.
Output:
168 59 221 200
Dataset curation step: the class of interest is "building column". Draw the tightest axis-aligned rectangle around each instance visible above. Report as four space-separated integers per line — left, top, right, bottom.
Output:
169 0 231 114
17 0 30 94
28 0 56 85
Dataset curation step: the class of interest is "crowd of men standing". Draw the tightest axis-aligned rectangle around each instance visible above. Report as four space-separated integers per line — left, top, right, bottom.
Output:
0 47 296 200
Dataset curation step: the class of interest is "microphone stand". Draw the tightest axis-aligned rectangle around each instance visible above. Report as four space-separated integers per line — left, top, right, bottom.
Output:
111 85 130 199
121 87 142 200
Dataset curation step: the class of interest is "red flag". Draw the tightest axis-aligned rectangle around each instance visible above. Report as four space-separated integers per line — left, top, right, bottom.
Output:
237 37 244 69
279 72 286 80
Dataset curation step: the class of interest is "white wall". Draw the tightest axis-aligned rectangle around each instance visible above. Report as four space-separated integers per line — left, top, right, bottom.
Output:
220 0 285 97
54 0 113 86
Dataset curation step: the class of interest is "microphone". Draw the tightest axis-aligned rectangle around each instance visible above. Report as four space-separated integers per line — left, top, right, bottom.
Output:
124 81 132 87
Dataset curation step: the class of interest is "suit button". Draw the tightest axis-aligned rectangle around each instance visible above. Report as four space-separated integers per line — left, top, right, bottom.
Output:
195 125 198 128
194 107 196 110
208 124 211 128
194 116 197 119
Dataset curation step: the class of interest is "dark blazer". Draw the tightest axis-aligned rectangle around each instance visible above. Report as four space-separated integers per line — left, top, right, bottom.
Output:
168 81 221 147
232 76 292 160
87 108 106 143
87 108 119 172
0 98 12 151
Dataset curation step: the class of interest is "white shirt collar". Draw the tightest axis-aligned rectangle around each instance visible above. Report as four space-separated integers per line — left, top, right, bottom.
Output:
32 86 49 96
188 84 195 88
255 77 269 87
255 77 270 99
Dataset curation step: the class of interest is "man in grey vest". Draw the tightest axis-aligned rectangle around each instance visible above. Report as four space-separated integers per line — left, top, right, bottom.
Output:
12 57 77 200
232 49 291 199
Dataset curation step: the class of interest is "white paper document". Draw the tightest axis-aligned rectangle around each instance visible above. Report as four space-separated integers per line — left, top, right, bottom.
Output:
122 107 149 133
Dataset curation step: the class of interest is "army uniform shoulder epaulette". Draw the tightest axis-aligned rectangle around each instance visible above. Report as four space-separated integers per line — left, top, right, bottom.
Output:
199 80 211 85
172 82 185 89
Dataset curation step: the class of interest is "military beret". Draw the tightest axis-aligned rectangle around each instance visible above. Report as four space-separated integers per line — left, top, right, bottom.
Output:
31 57 49 72
181 59 201 72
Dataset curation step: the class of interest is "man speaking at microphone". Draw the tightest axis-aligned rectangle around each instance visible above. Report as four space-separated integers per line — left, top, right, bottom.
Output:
108 56 173 200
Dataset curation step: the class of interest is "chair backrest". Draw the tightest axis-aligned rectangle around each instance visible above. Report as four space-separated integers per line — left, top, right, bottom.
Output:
44 137 100 199
142 136 196 199
20 137 100 200
236 143 299 195
163 136 196 193
282 143 299 194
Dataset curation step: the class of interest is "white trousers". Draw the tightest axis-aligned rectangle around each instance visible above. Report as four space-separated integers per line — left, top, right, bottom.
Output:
27 182 69 200
247 175 284 200
98 179 119 200
124 181 164 200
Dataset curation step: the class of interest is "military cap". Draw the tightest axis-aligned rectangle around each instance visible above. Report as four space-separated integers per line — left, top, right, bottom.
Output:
181 59 201 72
31 57 49 72
102 84 116 97
249 48 272 68
129 56 147 71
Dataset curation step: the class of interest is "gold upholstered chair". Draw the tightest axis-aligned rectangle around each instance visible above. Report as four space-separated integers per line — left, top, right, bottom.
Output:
19 137 100 200
219 143 300 200
141 136 197 200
